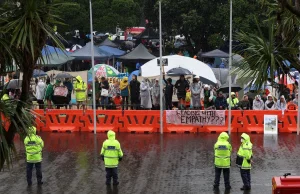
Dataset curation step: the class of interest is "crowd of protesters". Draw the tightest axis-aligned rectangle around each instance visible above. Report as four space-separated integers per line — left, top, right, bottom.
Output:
7 73 297 111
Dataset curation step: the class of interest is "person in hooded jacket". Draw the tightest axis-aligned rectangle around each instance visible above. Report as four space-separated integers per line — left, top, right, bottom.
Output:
140 78 152 109
36 79 46 109
265 94 277 110
120 77 129 110
253 95 264 110
100 130 123 186
191 77 201 109
163 73 173 110
213 132 232 191
24 126 44 186
174 74 189 110
152 79 160 110
74 75 87 109
236 133 253 191
239 95 251 110
44 78 53 109
277 95 287 111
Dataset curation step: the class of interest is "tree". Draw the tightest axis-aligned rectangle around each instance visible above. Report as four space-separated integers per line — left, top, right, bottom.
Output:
0 0 66 170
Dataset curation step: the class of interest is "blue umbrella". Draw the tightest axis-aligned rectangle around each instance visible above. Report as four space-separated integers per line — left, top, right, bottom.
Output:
33 69 47 78
129 70 140 81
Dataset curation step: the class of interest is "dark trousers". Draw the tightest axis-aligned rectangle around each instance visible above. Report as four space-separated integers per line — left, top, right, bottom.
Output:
131 97 140 110
26 162 42 184
122 96 129 110
240 169 251 188
37 100 44 109
165 97 172 110
106 167 118 184
214 167 230 188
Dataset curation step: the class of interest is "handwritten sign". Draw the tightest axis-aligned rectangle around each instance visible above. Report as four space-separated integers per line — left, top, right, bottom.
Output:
166 110 225 125
54 86 68 97
96 66 107 78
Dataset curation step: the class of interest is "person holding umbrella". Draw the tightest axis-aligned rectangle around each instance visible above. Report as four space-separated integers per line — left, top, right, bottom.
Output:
63 78 73 109
174 74 189 110
191 76 201 110
163 73 173 110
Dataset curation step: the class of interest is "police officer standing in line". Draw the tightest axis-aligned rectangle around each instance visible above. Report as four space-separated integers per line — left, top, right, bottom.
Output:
236 133 253 191
213 132 232 191
24 126 44 186
100 130 123 186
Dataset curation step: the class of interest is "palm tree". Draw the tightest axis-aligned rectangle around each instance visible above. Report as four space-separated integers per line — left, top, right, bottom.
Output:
0 0 67 170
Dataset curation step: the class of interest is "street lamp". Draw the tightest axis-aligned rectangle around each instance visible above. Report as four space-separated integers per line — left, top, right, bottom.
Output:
228 0 233 134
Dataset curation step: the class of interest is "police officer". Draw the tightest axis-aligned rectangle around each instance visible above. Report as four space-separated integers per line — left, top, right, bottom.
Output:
100 130 123 185
213 132 232 190
236 133 253 190
214 132 232 190
24 126 44 186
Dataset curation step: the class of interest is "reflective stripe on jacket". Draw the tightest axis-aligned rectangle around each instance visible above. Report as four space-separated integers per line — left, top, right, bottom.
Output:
214 132 232 168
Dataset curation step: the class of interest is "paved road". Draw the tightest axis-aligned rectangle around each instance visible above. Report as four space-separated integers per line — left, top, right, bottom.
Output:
1 133 300 194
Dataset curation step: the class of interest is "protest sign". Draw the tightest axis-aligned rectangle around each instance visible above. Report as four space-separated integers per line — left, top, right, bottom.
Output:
166 110 225 126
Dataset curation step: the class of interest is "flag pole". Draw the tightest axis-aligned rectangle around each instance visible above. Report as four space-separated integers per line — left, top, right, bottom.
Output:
228 0 233 134
159 1 163 135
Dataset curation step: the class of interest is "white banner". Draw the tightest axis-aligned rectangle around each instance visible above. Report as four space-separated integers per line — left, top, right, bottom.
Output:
166 110 226 126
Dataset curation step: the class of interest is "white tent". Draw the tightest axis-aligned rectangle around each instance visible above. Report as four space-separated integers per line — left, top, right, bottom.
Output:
141 55 217 83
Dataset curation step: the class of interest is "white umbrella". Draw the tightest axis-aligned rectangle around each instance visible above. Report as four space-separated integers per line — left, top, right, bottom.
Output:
71 44 82 51
141 55 217 83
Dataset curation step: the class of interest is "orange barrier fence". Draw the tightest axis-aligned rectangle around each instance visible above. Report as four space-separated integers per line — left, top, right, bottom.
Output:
44 110 84 132
1 113 10 131
120 110 160 133
83 110 121 133
29 109 300 133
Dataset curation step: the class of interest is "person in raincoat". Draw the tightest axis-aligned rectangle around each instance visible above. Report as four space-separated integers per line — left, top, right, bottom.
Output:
100 130 123 186
120 77 129 110
277 95 287 111
236 133 253 191
24 126 44 186
1 89 10 101
201 85 214 109
252 95 264 110
35 80 46 109
44 78 53 109
163 73 173 110
214 132 232 191
129 75 140 110
140 78 152 109
190 77 201 109
74 75 87 109
265 94 277 110
152 79 160 110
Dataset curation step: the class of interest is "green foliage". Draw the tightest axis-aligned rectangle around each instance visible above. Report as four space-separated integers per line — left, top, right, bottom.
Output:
55 0 141 34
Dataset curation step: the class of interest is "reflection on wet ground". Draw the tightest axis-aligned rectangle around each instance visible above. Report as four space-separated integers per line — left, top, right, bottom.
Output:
1 133 300 194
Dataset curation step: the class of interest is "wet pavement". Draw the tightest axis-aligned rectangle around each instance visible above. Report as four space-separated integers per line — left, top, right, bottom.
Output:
1 132 300 194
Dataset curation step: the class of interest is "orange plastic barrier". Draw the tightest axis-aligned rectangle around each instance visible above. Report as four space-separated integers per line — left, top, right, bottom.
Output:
1 113 10 131
272 175 300 194
282 111 297 133
83 110 121 132
44 110 84 132
201 110 243 133
31 109 45 132
241 110 284 133
120 110 160 133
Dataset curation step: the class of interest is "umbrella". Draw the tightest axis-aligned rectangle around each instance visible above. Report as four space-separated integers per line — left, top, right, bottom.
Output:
55 73 73 79
33 69 47 78
6 79 22 89
88 64 119 78
128 70 140 81
167 67 192 76
218 83 242 93
201 49 229 58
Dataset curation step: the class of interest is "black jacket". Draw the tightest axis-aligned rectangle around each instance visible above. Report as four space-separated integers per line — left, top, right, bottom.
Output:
100 80 109 90
129 80 140 98
175 79 189 94
163 78 173 98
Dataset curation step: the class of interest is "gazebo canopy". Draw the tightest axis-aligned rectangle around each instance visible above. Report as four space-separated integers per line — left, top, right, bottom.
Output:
99 46 126 57
201 49 229 58
70 42 109 60
119 43 156 60
99 38 119 48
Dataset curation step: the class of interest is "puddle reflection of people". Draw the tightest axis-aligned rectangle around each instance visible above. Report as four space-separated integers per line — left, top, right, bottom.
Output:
106 185 119 194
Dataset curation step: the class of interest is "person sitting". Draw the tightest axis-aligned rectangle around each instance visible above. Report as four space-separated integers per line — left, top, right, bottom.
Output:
277 95 287 111
239 95 251 110
227 92 239 110
253 95 264 110
214 91 227 110
113 93 122 110
265 94 277 110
